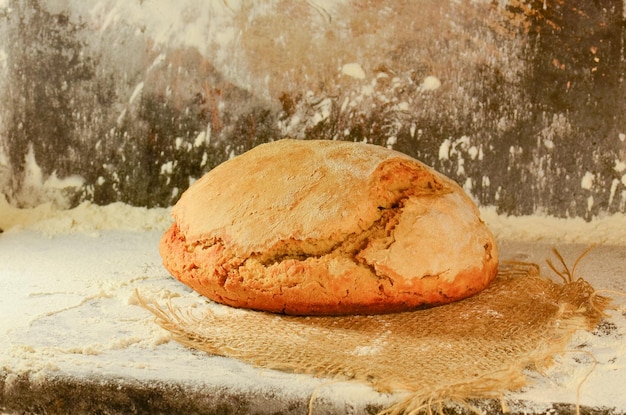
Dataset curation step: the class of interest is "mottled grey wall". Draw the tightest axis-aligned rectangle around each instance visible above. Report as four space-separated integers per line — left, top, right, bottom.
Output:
0 0 624 220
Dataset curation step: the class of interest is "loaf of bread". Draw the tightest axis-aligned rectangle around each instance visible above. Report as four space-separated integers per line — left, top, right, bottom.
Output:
159 139 498 315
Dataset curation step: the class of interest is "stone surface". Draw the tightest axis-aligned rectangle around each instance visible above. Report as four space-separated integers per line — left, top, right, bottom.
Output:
0 225 625 415
0 0 624 218
1 371 624 415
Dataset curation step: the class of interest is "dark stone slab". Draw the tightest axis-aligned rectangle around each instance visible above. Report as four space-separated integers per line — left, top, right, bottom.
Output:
2 370 624 415
0 370 320 415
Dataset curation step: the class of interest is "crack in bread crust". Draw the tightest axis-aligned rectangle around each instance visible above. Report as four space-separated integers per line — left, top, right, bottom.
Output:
184 206 402 293
160 140 499 315
251 208 399 268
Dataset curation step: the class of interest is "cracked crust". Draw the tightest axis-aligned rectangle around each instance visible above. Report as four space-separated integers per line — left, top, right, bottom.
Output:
160 139 498 315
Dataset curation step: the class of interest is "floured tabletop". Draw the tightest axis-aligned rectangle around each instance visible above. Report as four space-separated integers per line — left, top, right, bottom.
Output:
0 205 625 414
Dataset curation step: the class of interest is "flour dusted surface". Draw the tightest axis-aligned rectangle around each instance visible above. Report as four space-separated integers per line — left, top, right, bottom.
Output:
0 198 625 412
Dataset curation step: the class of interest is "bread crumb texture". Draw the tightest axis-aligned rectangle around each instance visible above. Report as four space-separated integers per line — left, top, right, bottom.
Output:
160 139 498 315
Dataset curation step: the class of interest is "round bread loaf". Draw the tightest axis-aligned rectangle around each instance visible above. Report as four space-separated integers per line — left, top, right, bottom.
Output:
160 139 498 315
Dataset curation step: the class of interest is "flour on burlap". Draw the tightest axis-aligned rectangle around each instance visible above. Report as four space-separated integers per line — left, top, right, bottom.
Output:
138 261 610 414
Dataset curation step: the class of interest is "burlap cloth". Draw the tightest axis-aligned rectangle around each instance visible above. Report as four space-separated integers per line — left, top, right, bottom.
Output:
138 258 610 415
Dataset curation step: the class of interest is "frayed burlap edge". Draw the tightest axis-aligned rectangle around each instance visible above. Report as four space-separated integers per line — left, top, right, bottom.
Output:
136 255 611 415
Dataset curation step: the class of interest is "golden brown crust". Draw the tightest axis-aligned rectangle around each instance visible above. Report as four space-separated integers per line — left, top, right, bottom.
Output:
160 139 498 315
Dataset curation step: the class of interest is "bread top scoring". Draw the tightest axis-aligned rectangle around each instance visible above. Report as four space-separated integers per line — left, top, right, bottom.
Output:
172 139 489 280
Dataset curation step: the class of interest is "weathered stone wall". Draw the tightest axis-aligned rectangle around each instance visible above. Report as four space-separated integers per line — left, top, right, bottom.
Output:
0 0 624 219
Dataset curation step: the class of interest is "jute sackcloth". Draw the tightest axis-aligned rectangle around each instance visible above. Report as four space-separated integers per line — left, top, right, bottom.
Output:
138 260 610 414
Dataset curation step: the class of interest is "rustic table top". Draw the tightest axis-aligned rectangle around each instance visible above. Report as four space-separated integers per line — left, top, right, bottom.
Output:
1 229 624 415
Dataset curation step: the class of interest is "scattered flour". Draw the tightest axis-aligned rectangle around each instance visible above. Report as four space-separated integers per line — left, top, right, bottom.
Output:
480 206 626 246
581 171 595 190
0 194 171 235
0 199 625 413
341 63 366 80
420 75 442 91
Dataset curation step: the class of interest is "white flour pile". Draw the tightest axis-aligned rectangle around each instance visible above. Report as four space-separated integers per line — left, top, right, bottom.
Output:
0 194 171 235
481 207 626 246
1 196 625 413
